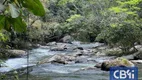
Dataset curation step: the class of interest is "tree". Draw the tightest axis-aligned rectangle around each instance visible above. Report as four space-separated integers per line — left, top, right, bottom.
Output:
0 0 45 32
96 0 142 54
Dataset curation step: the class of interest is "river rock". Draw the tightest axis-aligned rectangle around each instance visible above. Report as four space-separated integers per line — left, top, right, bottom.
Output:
50 54 76 64
73 47 84 50
32 44 41 48
39 54 76 64
95 63 102 68
7 50 27 58
131 60 142 64
60 35 72 43
50 43 70 51
50 46 67 51
46 42 57 46
134 51 142 59
40 46 50 49
101 57 135 71
135 45 142 51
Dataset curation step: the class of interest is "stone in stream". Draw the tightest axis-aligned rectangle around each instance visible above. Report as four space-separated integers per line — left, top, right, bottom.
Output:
134 51 142 60
60 35 73 43
131 60 142 64
50 46 67 51
100 57 135 71
7 50 27 58
46 42 57 46
50 43 69 51
39 54 76 64
73 47 84 50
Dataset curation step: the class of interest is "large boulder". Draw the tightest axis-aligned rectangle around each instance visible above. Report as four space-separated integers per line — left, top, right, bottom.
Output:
60 35 73 43
7 50 27 58
39 54 76 64
101 57 135 71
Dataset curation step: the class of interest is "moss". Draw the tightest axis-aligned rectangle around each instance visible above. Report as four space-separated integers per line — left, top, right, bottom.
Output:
101 57 134 71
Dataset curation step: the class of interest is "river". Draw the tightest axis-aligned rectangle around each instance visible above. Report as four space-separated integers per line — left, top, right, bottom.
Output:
0 42 142 80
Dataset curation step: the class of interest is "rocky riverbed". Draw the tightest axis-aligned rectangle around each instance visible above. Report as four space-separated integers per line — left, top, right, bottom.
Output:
0 41 142 80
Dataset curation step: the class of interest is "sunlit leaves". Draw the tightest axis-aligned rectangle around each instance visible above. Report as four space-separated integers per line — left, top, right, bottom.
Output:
23 0 45 16
0 16 26 32
10 17 27 32
0 32 8 41
58 0 75 6
117 0 142 5
0 15 5 30
66 14 82 22
109 7 128 13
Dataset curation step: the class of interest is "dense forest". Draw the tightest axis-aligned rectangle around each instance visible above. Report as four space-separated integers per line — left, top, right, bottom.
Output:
1 0 142 53
0 0 142 80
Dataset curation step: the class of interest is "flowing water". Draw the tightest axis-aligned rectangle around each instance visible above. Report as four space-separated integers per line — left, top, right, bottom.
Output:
0 42 142 80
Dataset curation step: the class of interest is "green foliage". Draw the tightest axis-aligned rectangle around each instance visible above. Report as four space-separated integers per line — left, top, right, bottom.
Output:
27 22 63 43
58 0 75 6
1 0 142 52
97 23 142 53
66 14 82 22
22 0 45 16
11 17 27 32
0 15 5 30
0 32 8 42
0 0 45 32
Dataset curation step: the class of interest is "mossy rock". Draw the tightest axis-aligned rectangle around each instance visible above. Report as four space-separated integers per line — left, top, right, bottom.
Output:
101 57 135 71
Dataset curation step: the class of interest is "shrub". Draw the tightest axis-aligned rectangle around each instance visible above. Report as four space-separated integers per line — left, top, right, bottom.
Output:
96 23 142 54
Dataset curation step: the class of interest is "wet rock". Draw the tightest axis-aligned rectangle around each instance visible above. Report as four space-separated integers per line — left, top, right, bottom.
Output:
73 47 84 50
75 56 89 63
134 51 142 60
7 50 27 58
135 45 142 51
50 54 76 64
95 63 102 68
122 53 137 60
39 54 76 64
96 52 106 56
131 60 142 64
60 35 73 43
72 51 84 57
72 50 95 57
50 46 67 51
40 46 50 49
46 42 57 46
32 44 41 48
50 43 71 51
101 57 135 71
